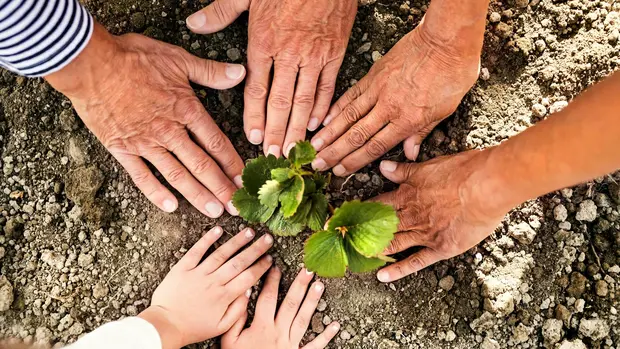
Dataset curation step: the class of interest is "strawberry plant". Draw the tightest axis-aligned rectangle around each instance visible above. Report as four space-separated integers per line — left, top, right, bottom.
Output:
233 141 399 277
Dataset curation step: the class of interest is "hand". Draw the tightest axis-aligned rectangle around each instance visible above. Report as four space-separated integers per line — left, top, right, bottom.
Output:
45 24 246 218
221 268 340 349
138 226 274 349
310 26 481 176
186 0 358 158
371 152 507 283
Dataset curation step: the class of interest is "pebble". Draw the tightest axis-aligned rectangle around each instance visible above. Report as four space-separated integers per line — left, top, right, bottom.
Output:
445 330 456 342
508 222 536 244
322 315 332 326
559 339 587 349
317 299 327 312
595 280 608 297
371 51 382 62
311 313 324 333
41 250 66 270
340 330 352 340
554 204 568 221
574 298 585 313
578 318 610 340
481 337 500 349
532 103 547 117
438 275 455 291
93 282 109 299
542 319 564 344
78 253 94 268
550 101 569 114
566 272 588 298
489 12 502 23
357 42 372 54
355 173 371 183
576 200 597 222
0 275 14 311
226 48 242 61
0 247 4 259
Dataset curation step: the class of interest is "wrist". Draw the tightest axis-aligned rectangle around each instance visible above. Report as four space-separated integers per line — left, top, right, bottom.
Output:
138 306 184 349
45 22 120 101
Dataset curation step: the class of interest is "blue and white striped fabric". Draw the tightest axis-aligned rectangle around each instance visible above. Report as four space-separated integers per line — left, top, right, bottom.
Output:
0 0 93 77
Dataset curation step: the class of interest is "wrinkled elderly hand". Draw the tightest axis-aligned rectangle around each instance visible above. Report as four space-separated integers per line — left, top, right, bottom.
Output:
310 26 481 176
371 151 506 283
46 24 246 218
187 0 357 158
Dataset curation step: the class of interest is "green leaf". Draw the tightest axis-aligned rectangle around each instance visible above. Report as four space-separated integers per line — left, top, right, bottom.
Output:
232 188 276 223
289 141 316 168
313 173 330 191
271 168 295 182
279 175 305 217
328 201 399 257
304 230 348 278
344 239 386 273
307 193 328 231
303 177 317 194
267 209 305 236
243 155 290 196
258 180 283 208
290 197 312 224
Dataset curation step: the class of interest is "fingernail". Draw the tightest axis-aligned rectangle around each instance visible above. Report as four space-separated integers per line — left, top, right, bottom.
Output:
267 145 281 157
314 283 324 292
225 64 245 80
162 199 177 213
266 255 273 263
205 202 224 218
311 138 324 151
377 270 390 283
264 234 273 245
244 229 255 239
234 175 243 188
411 144 421 161
212 226 223 237
245 289 252 298
308 117 320 131
285 143 295 158
227 201 239 216
305 268 314 276
311 157 327 171
186 12 206 30
333 164 346 177
323 114 334 126
381 161 398 173
249 129 263 145
331 323 341 332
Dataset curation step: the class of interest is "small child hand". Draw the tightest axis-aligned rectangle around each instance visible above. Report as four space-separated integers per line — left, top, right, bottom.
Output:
138 226 274 349
222 268 340 349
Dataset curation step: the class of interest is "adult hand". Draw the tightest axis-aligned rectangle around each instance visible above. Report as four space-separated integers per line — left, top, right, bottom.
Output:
186 0 358 158
310 26 481 176
46 24 246 218
371 151 507 283
221 268 340 349
139 226 274 349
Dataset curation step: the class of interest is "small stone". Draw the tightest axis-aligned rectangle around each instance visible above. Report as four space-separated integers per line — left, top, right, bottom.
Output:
512 323 531 344
532 103 547 117
438 275 455 291
317 299 327 312
550 101 569 114
554 204 568 222
371 51 382 62
311 313 324 333
0 276 14 311
357 42 372 54
130 12 146 30
226 48 242 62
578 318 610 341
322 315 331 326
576 200 597 222
481 337 500 349
566 272 588 298
495 22 513 39
35 327 52 342
480 67 490 80
558 339 587 349
0 247 4 259
355 173 371 183
595 280 608 297
574 299 585 313
68 322 84 336
59 109 78 131
93 282 109 299
542 319 564 345
4 218 23 238
78 253 94 268
489 12 502 23
555 304 572 326
509 222 536 244
41 250 66 270
445 330 456 342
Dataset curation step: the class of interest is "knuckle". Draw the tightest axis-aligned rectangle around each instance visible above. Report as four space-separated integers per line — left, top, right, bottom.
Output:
317 82 335 96
343 105 361 123
346 126 369 148
267 127 286 137
293 93 315 108
246 82 268 99
365 138 389 158
132 170 152 187
211 251 227 265
284 299 299 311
212 182 232 198
288 124 307 136
407 255 424 271
293 317 308 330
231 260 244 273
269 93 293 110
166 167 186 183
192 156 215 176
207 132 228 154
211 2 230 24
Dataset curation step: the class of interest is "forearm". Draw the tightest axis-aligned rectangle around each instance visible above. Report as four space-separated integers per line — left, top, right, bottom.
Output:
479 72 620 214
64 317 162 349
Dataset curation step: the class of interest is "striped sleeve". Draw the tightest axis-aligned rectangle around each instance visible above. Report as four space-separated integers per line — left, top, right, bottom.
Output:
0 0 94 77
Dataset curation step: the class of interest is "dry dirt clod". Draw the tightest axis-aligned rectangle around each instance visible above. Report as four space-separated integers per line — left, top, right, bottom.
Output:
0 276 14 312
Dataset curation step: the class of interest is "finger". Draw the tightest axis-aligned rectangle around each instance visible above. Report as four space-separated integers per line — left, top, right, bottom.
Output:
186 112 245 189
255 266 282 322
283 67 321 157
379 160 417 184
384 231 427 255
334 123 410 176
403 135 422 161
179 50 246 89
215 234 274 283
290 281 325 343
323 76 371 127
308 59 344 131
302 322 341 349
313 108 388 173
264 60 299 157
376 248 443 283
222 310 248 344
225 255 274 297
275 269 314 329
176 226 224 270
186 0 250 34
199 228 256 274
144 148 225 218
112 152 178 213
244 49 273 145
219 291 251 333
310 90 377 165
166 133 238 216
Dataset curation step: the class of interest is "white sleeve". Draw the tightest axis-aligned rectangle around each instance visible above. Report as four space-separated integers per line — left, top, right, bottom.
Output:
64 317 162 349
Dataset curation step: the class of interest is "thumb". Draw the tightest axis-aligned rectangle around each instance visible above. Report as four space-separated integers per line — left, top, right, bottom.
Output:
223 310 248 344
379 160 417 184
180 51 246 89
186 0 251 34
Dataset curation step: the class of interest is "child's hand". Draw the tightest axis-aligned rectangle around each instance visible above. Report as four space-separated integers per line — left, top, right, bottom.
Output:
222 268 341 349
138 226 274 349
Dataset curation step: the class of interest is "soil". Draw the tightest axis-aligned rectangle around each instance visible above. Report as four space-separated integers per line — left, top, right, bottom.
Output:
1 0 619 348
